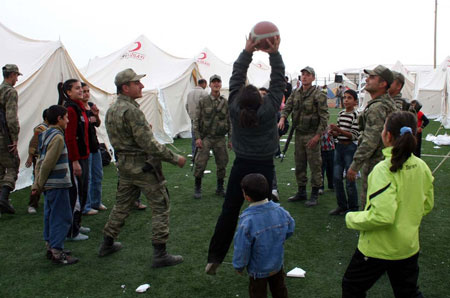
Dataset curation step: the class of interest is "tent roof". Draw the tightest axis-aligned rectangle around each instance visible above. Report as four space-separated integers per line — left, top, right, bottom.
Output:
82 35 198 93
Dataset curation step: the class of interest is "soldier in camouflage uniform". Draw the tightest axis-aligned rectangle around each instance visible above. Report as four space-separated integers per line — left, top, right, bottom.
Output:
347 65 397 208
279 66 329 206
0 64 22 215
193 74 231 199
98 68 187 268
389 71 416 114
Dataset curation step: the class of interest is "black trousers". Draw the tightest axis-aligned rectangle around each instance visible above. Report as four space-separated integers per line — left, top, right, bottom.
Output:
67 158 90 238
321 150 335 189
207 157 274 263
414 132 422 158
249 268 288 298
342 249 423 298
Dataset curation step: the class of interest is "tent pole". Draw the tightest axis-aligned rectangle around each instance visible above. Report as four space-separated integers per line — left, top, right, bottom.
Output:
434 0 437 69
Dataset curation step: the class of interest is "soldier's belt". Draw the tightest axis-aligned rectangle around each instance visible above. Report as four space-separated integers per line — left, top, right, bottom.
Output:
115 151 146 156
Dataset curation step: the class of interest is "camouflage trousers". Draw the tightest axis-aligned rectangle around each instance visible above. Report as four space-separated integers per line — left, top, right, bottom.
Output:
360 155 383 208
194 136 228 179
0 138 19 189
104 154 170 244
294 132 322 188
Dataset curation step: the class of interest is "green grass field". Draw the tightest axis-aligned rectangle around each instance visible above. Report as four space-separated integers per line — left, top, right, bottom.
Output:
1 108 449 297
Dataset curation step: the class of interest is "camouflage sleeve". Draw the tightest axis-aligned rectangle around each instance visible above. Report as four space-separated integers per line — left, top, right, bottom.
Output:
227 102 232 141
5 89 19 142
315 92 329 135
281 91 295 119
350 106 385 171
126 107 179 165
193 97 204 140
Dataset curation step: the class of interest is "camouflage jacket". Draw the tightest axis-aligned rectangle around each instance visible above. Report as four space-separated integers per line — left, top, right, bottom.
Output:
194 94 231 139
281 85 329 135
392 93 416 114
105 94 179 165
0 81 20 142
350 93 397 172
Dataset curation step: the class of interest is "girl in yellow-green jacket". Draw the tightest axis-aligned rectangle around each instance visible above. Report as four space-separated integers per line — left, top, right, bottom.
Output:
342 111 434 298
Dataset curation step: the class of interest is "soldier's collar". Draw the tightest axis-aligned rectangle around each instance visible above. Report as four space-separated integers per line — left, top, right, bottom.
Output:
117 94 140 107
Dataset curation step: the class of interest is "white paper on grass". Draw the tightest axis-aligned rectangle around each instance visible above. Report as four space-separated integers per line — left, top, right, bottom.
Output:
426 133 450 146
287 267 306 278
136 284 151 293
204 170 212 174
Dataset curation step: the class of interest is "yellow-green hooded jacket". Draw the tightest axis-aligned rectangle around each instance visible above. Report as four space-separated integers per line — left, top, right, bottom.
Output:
346 147 434 260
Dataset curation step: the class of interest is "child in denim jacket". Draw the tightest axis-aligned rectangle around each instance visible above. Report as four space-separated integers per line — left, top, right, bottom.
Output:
233 173 295 298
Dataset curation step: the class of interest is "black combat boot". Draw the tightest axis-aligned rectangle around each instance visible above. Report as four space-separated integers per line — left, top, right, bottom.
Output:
0 185 15 214
287 186 307 202
194 177 202 199
305 187 319 207
151 243 183 268
215 178 225 197
98 235 122 257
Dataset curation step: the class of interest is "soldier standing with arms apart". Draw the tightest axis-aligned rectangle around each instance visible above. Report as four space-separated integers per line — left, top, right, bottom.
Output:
0 64 21 214
347 65 397 208
279 66 329 207
193 75 231 199
98 69 186 268
186 79 208 156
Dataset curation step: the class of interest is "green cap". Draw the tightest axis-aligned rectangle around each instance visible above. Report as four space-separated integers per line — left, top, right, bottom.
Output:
392 71 405 85
114 68 146 87
2 64 22 75
364 65 393 85
209 74 221 83
301 66 315 76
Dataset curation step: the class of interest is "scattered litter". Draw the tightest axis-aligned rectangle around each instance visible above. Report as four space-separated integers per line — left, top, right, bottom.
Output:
136 284 151 293
434 146 441 149
187 154 193 157
426 133 450 146
185 174 189 177
287 183 291 186
121 285 126 289
174 186 179 189
290 168 295 171
287 267 306 278
204 170 211 174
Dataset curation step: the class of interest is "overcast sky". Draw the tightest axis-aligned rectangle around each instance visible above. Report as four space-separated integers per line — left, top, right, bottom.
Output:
1 0 449 79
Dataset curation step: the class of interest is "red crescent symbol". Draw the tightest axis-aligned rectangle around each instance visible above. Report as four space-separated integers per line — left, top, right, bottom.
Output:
198 52 207 60
258 64 262 68
130 42 142 52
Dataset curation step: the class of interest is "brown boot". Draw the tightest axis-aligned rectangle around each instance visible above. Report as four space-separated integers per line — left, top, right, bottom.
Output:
151 243 183 268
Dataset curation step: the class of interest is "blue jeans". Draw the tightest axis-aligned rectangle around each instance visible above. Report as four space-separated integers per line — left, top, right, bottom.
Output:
84 151 103 212
333 143 358 210
43 188 72 250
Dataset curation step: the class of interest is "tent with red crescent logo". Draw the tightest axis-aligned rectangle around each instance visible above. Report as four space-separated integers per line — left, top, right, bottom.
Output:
0 22 114 190
82 35 200 140
195 47 272 97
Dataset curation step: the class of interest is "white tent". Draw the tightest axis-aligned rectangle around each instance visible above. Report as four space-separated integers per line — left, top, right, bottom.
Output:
82 35 199 139
415 57 450 124
0 22 113 190
195 48 272 95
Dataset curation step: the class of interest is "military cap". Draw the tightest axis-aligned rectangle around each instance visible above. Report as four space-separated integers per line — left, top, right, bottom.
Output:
364 65 393 85
114 68 146 87
209 74 221 83
2 64 22 75
392 71 405 85
301 66 315 76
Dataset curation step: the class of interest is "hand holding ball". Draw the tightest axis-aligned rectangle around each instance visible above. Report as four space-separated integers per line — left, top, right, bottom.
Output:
250 21 280 50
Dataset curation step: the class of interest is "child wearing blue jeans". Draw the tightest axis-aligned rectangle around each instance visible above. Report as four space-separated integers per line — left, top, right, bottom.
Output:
32 105 78 265
233 173 295 298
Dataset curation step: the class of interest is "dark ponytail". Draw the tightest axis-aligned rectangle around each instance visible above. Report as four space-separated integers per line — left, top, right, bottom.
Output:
57 79 79 105
385 111 417 172
238 85 262 128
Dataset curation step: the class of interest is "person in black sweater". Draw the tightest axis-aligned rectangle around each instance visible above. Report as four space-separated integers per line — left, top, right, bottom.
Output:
205 35 285 275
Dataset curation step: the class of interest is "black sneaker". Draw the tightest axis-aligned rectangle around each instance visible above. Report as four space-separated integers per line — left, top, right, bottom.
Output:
329 207 347 215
